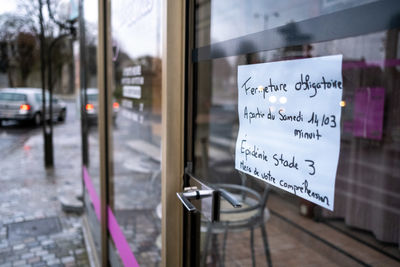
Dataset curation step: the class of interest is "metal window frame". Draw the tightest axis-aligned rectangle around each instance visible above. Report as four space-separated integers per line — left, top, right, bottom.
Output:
98 0 113 265
95 0 189 266
193 0 400 62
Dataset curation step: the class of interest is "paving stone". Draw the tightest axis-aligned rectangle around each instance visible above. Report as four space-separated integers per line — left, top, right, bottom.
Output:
56 251 70 258
30 246 42 252
42 253 55 261
3 255 18 262
12 244 25 251
23 238 36 244
74 248 84 255
37 236 47 242
21 252 34 259
26 241 40 248
35 250 48 257
14 217 23 223
0 248 11 254
40 240 54 246
46 258 61 265
31 262 46 267
11 259 26 266
0 253 14 262
27 256 41 264
43 244 57 251
61 256 75 263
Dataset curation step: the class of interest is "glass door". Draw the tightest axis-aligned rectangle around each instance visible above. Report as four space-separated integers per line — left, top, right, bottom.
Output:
181 0 400 266
108 0 163 266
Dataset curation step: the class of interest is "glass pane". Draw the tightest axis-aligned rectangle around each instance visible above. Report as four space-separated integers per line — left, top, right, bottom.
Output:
109 0 162 265
82 0 102 259
193 2 400 266
0 93 27 101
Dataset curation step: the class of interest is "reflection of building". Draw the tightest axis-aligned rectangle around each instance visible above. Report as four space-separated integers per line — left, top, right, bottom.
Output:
0 34 41 88
0 30 75 94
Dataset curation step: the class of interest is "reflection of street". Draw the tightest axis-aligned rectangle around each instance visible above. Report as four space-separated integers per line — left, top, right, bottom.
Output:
114 108 161 266
0 121 39 159
0 100 89 266
86 107 162 266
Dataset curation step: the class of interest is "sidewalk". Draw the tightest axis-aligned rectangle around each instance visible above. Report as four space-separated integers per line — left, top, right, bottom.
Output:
0 105 90 266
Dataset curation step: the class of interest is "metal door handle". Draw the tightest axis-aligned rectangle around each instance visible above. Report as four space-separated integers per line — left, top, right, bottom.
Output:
176 189 214 212
176 192 196 212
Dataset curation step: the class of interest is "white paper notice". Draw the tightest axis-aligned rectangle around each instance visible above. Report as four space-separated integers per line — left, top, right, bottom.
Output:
235 55 343 211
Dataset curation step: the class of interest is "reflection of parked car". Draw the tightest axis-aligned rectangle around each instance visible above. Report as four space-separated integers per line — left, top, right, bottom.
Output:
85 88 119 123
0 88 67 126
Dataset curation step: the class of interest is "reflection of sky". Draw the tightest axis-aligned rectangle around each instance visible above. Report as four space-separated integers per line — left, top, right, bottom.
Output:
210 0 379 44
210 0 322 44
0 0 162 60
2 0 381 61
84 0 98 24
0 2 17 13
111 0 161 59
0 0 163 60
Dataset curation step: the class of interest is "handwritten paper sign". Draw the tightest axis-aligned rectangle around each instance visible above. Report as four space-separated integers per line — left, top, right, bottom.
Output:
235 55 343 210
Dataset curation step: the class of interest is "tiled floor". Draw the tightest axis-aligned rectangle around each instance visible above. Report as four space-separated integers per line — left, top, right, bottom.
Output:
202 191 400 267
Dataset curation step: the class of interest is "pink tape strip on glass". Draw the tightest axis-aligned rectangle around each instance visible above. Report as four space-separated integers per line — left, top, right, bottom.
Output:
83 167 140 267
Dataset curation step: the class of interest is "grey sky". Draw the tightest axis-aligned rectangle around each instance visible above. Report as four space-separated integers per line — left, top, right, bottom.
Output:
0 0 161 59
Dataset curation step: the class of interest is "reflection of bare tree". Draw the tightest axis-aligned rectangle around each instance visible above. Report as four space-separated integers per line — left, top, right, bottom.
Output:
0 0 74 91
0 13 40 87
81 21 99 88
16 32 38 86
0 14 37 38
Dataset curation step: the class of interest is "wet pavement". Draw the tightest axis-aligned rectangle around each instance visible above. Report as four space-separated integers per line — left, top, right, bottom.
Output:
85 111 162 266
0 100 90 266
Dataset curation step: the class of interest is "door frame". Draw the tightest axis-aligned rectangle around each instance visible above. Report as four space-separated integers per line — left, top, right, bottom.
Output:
161 0 187 266
95 0 189 265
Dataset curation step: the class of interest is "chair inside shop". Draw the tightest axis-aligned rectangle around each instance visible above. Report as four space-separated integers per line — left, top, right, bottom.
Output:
200 172 273 267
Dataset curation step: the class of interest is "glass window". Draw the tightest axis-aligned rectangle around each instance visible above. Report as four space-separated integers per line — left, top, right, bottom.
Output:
86 92 98 102
81 0 102 259
0 93 27 101
193 0 400 266
109 0 162 265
